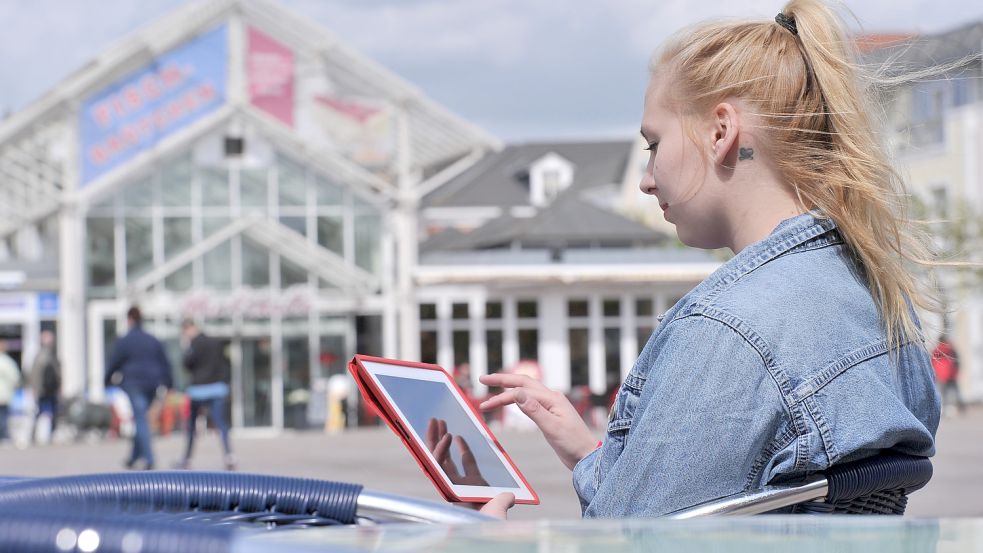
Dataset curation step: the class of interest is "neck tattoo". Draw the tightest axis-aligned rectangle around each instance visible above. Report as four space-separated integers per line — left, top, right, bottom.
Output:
738 147 754 161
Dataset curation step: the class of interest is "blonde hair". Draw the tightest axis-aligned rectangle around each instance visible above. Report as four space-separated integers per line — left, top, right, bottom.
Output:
654 0 938 352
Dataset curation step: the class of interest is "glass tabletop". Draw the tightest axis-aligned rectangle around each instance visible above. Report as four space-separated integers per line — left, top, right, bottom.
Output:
236 517 983 553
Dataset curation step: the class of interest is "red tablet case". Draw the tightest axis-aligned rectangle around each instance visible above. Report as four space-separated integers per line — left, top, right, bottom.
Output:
348 354 539 505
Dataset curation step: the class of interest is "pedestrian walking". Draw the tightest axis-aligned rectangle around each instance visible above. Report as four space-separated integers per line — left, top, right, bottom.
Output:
105 307 173 470
176 320 235 470
29 330 60 444
932 334 965 416
0 340 21 442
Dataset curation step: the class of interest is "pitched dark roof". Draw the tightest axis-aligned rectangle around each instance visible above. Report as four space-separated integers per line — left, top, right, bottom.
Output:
421 141 633 208
421 191 667 253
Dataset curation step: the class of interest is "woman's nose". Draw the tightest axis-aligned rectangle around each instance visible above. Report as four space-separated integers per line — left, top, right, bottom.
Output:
639 172 656 195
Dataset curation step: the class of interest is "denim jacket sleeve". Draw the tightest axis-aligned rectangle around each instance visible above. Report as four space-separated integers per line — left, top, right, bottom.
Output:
572 314 788 517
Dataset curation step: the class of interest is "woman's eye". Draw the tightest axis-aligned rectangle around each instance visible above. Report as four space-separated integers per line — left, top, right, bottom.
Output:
644 142 659 153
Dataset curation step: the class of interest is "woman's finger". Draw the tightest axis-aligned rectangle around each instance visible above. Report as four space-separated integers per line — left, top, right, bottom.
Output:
426 418 439 450
478 493 515 520
457 436 479 475
432 432 452 461
480 387 559 411
479 373 549 391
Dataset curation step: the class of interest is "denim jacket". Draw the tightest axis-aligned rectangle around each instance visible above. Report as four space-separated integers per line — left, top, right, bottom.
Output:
572 212 941 517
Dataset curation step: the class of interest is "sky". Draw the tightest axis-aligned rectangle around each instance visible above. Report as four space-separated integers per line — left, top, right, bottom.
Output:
1 0 982 142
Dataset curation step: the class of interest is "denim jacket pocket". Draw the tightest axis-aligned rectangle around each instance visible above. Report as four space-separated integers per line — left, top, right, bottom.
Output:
603 371 646 462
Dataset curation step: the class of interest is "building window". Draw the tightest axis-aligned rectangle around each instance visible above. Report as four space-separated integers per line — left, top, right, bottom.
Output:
420 331 438 364
160 156 192 208
200 167 230 209
356 315 383 358
568 298 590 387
518 328 538 361
279 256 308 289
317 216 343 256
354 209 381 275
486 301 504 373
124 216 153 281
277 155 307 208
602 297 622 394
420 302 438 364
87 218 115 289
419 303 437 320
486 301 503 319
240 168 269 211
163 217 192 259
203 239 233 290
242 239 270 288
517 300 538 319
516 299 539 361
453 330 470 369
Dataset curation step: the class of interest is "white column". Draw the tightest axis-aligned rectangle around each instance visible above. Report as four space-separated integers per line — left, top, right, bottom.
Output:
537 291 568 391
59 209 86 397
588 295 604 395
469 294 487 395
381 223 398 359
22 293 40 379
271 312 284 430
85 302 104 401
395 102 420 361
436 298 453 371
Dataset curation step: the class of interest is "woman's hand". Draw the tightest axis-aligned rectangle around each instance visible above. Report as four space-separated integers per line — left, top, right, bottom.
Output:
425 418 489 486
479 373 598 470
477 492 515 519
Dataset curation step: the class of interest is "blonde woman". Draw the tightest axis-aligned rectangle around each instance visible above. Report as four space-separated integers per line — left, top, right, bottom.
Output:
478 0 942 518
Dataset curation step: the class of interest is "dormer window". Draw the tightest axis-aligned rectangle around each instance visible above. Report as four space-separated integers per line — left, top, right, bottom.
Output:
542 169 561 202
529 153 573 206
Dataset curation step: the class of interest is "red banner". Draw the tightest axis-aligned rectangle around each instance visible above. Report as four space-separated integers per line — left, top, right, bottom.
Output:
247 26 294 127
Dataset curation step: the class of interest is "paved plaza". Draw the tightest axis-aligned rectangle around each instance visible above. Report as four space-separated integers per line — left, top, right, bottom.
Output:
0 407 979 521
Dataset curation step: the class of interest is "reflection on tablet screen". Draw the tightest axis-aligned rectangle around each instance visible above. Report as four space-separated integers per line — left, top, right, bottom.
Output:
375 375 518 488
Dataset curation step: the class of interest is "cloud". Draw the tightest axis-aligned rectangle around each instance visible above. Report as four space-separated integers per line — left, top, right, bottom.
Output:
1 0 982 140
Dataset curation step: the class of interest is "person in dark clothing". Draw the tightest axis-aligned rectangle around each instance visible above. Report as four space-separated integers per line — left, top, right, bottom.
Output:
105 306 173 470
29 330 61 443
177 320 235 470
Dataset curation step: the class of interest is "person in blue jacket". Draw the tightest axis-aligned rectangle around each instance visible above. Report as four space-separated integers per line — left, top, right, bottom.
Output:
476 0 942 519
106 306 173 470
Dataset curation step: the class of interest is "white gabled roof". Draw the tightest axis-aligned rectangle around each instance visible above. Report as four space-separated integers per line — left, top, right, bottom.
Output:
0 0 499 238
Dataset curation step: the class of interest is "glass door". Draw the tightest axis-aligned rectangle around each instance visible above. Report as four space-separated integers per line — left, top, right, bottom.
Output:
240 336 273 428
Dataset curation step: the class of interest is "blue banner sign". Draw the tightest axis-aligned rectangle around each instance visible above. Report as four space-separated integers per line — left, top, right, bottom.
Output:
38 292 60 316
79 25 227 186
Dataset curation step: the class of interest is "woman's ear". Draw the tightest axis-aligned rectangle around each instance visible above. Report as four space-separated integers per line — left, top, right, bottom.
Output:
711 101 739 166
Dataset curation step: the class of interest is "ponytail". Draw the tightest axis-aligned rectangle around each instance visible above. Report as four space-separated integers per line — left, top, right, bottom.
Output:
655 0 939 354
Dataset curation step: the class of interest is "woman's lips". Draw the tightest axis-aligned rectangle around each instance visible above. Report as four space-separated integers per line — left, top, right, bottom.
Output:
659 202 669 211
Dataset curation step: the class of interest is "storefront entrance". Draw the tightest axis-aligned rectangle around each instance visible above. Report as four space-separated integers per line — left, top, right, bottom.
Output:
88 300 381 432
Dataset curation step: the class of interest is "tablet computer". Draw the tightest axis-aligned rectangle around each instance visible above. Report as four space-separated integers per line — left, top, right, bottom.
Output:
348 354 539 505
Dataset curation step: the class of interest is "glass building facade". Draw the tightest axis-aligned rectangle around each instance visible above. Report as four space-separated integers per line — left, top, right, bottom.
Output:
83 142 388 430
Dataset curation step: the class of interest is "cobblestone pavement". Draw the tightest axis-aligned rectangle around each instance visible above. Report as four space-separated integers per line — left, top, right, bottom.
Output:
0 407 978 520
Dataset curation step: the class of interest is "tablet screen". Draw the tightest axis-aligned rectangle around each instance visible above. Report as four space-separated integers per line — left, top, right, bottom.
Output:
375 374 518 488
359 358 535 501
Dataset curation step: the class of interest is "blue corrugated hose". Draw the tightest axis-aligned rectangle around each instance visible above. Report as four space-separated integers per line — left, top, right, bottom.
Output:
0 507 236 553
0 471 363 525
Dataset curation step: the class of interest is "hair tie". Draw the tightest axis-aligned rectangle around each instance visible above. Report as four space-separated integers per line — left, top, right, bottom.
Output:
775 13 798 35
